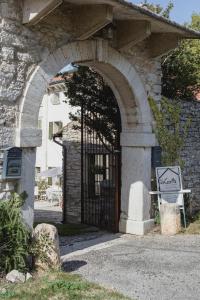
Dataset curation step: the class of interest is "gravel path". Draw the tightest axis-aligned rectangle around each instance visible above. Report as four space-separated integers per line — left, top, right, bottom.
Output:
61 233 200 300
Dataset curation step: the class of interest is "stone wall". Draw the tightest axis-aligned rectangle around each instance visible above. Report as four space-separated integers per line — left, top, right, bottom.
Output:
62 100 200 220
1 1 199 221
0 2 161 149
0 0 41 148
62 122 81 223
179 99 200 214
0 1 161 231
124 41 162 103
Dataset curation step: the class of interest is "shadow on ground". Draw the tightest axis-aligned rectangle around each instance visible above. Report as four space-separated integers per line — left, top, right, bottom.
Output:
62 260 87 272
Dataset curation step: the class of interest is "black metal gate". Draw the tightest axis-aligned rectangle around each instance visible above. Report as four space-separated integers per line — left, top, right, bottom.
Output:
81 105 121 232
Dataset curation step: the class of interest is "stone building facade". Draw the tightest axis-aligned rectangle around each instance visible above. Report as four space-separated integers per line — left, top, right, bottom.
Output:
62 122 82 223
0 0 199 234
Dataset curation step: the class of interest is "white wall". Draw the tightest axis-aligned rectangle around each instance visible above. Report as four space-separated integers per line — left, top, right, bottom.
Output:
36 90 76 172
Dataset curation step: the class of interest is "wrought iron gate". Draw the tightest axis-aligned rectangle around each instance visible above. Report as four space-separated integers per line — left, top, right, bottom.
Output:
81 105 121 232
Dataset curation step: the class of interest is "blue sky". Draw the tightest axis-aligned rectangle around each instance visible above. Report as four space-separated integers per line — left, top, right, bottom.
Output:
128 0 200 25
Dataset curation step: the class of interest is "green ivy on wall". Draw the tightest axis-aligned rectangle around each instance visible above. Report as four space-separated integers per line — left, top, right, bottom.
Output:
148 96 191 167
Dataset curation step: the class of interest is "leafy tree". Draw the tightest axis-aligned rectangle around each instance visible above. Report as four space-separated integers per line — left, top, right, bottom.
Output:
63 66 121 147
162 14 200 100
140 0 174 19
140 2 200 100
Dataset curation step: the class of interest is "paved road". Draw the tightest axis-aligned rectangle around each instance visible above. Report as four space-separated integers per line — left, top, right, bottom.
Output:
34 200 62 223
61 233 200 300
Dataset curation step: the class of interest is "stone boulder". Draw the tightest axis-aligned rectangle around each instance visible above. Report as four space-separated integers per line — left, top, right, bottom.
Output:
6 270 26 283
33 223 60 272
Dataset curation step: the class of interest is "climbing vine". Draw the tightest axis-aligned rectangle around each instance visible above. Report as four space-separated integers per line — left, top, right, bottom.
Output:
148 96 191 166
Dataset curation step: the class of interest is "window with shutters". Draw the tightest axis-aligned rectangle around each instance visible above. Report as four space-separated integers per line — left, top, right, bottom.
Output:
35 167 41 182
48 121 63 140
50 92 60 105
47 167 53 186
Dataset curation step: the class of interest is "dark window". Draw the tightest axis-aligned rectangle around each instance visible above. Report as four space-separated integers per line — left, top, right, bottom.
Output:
48 167 53 186
49 121 63 140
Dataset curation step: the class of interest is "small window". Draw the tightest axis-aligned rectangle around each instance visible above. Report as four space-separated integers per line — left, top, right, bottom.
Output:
50 93 60 105
49 122 53 140
48 167 53 186
49 121 63 140
48 177 52 186
35 167 41 181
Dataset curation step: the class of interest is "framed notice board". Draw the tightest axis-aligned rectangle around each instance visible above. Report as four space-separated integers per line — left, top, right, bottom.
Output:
3 147 22 179
156 166 182 193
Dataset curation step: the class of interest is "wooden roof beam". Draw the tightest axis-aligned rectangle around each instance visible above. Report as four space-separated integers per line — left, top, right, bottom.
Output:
115 20 151 51
23 0 62 25
148 33 181 58
71 5 113 40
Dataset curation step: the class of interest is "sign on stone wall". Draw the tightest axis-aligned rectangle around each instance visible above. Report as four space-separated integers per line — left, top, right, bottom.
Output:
2 147 22 179
156 166 182 204
156 166 182 192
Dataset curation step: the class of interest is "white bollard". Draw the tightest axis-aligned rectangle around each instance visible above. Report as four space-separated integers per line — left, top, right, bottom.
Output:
160 203 181 235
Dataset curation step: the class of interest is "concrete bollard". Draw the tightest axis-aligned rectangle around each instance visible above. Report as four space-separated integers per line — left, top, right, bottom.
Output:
160 203 181 235
33 223 61 272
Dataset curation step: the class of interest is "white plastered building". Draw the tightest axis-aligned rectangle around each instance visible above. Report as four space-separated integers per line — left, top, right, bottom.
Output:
35 76 75 184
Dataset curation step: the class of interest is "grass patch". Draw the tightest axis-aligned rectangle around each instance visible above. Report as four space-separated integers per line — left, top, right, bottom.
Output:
0 272 131 300
34 222 98 236
184 212 200 234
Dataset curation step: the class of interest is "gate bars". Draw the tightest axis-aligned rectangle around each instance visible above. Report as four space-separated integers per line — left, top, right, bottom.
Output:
81 101 121 232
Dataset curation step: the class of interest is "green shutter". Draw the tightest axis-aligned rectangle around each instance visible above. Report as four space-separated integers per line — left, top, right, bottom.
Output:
49 122 53 140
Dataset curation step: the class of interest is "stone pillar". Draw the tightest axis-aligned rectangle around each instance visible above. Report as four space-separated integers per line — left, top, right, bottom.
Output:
19 148 36 228
119 132 156 235
16 128 42 228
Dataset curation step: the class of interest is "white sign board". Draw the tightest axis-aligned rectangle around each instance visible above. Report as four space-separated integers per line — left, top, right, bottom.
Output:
156 166 182 192
156 166 183 205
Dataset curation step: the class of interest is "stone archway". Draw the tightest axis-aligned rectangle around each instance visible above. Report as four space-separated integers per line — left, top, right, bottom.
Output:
17 39 156 235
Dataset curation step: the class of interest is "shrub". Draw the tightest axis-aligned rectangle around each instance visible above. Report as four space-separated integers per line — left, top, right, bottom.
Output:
148 96 191 166
0 192 30 274
37 179 48 201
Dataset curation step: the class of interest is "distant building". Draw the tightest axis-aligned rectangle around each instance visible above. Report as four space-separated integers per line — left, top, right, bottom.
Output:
35 75 76 185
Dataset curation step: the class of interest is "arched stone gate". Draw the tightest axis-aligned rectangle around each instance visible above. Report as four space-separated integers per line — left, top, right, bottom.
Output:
1 0 198 235
17 39 156 235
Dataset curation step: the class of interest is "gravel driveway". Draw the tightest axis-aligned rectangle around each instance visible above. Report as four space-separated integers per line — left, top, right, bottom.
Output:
61 233 200 300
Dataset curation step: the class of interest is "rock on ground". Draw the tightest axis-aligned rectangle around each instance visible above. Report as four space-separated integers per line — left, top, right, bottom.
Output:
6 270 26 283
33 223 60 272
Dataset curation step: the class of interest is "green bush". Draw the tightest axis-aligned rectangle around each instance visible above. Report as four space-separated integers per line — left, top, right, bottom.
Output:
148 96 191 167
37 179 48 201
0 192 30 274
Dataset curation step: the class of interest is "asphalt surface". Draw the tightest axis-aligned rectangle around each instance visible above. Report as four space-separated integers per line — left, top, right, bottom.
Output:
34 200 62 223
61 233 200 300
